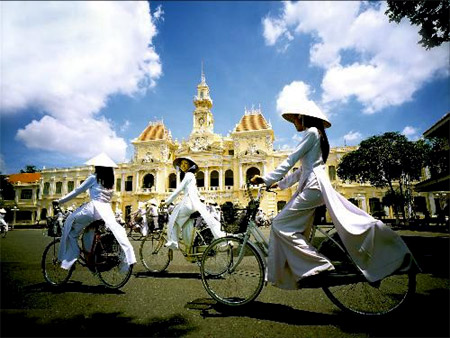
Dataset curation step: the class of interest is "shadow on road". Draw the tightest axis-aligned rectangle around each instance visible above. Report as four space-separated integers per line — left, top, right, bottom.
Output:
187 283 449 337
1 311 195 337
23 281 125 295
135 271 201 280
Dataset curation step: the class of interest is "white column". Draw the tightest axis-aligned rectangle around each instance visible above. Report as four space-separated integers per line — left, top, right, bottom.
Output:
239 164 243 188
135 171 140 193
121 173 125 192
205 169 209 190
428 193 436 216
219 169 223 190
62 177 68 195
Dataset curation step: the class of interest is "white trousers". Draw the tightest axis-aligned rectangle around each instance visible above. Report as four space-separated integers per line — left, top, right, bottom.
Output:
268 189 334 290
58 202 136 270
167 204 225 247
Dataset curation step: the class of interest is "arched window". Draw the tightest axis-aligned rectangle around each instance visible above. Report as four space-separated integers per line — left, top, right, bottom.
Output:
55 182 62 194
246 167 260 183
348 198 359 207
143 174 155 189
196 171 205 187
328 165 336 181
43 182 50 195
210 170 219 187
40 208 47 220
225 169 234 186
277 201 286 213
125 176 133 191
168 173 177 189
68 181 74 193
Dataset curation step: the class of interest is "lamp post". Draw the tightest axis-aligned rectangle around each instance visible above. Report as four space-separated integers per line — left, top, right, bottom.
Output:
11 206 19 230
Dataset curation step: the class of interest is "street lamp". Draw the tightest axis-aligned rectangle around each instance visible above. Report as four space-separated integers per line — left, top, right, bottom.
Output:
11 206 19 230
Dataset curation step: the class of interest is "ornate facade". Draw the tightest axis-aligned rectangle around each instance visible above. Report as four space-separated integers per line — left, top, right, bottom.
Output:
6 70 405 225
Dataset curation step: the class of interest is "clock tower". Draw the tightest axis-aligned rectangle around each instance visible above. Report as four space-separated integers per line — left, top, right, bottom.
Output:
192 64 214 134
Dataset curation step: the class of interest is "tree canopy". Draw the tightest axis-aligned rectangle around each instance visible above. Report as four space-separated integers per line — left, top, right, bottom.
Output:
385 0 450 49
20 165 40 173
337 132 428 219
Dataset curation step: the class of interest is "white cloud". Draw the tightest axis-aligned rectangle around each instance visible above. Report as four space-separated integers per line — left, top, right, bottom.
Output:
402 126 419 140
1 2 162 161
402 126 417 136
0 154 6 174
276 81 325 118
343 130 362 145
263 1 449 114
16 116 127 162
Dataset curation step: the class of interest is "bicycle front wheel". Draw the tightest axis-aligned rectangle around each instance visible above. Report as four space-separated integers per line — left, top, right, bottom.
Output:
200 236 265 307
94 234 133 289
140 234 171 273
318 232 416 316
42 238 73 286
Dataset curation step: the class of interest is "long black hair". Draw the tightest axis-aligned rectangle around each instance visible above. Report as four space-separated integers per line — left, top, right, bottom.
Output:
302 115 330 163
95 166 115 189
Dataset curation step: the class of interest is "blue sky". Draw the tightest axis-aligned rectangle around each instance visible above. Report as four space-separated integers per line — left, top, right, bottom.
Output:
1 1 449 174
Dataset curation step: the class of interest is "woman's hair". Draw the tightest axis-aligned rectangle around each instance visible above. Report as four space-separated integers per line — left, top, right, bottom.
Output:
95 166 115 189
302 115 330 163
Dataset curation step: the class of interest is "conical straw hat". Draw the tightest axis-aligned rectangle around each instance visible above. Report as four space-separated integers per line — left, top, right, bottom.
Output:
282 107 331 128
85 152 118 168
173 156 198 172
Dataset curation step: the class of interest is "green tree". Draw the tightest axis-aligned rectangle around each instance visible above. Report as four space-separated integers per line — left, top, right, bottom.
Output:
424 136 449 177
20 165 40 173
0 175 15 201
337 132 428 221
385 0 450 49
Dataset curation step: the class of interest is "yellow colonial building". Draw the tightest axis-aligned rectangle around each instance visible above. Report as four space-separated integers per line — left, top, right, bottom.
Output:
26 70 394 225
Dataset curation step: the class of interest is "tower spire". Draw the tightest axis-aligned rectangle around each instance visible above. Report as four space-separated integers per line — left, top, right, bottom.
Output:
201 60 206 84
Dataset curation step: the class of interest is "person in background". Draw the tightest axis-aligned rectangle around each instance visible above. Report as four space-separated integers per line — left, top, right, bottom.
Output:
115 208 125 227
255 207 266 228
146 198 159 232
54 153 136 273
163 157 226 250
0 208 8 233
137 201 148 236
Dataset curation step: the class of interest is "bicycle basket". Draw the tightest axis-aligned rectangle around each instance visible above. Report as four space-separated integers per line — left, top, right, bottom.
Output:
221 205 249 234
94 233 121 272
46 216 63 237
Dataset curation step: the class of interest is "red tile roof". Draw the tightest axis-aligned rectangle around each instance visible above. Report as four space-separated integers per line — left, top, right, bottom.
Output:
235 113 270 132
137 123 169 141
8 173 41 184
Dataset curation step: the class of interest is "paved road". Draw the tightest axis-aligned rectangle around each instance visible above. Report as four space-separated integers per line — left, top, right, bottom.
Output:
1 229 449 338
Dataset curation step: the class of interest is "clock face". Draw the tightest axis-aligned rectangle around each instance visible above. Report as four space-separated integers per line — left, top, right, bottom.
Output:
198 117 204 125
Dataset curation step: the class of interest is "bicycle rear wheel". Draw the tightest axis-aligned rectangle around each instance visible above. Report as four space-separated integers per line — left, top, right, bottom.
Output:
42 238 73 286
140 234 171 273
200 236 265 307
318 231 416 316
94 233 133 289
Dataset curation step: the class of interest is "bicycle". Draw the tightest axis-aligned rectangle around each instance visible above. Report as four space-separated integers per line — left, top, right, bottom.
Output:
139 209 214 273
42 204 133 289
199 183 416 316
126 211 146 241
